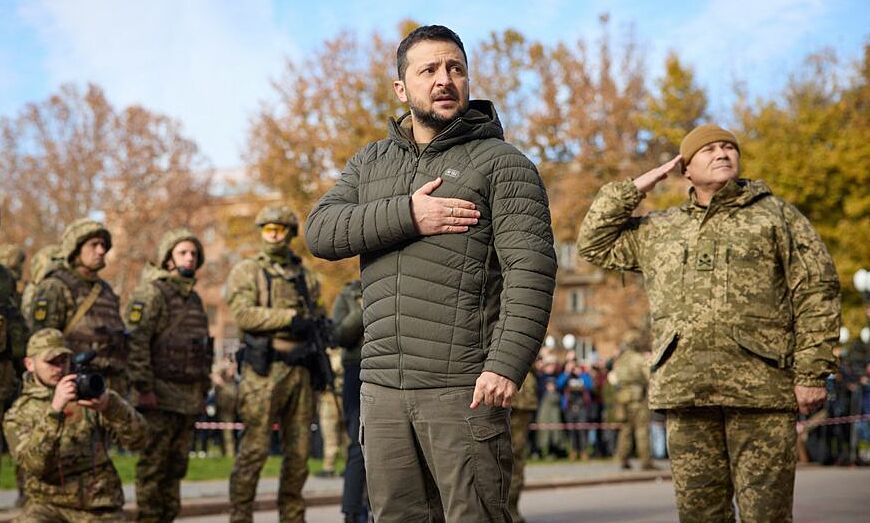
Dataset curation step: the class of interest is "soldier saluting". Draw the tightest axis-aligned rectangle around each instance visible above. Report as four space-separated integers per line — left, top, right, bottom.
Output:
126 229 213 522
577 124 840 522
31 219 129 396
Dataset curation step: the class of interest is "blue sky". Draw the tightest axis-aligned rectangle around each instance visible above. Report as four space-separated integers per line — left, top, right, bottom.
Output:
1 0 868 169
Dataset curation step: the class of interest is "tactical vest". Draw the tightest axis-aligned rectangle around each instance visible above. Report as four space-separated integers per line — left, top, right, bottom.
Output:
151 279 213 382
255 258 306 351
52 269 127 374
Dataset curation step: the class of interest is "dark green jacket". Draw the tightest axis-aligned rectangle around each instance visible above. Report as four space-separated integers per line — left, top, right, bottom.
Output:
306 101 556 389
577 178 840 410
332 280 363 367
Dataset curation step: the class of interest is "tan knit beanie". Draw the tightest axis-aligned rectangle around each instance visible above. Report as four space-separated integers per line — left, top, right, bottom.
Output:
680 124 739 171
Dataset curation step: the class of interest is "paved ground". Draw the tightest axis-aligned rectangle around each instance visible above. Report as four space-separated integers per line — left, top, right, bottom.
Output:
178 466 870 523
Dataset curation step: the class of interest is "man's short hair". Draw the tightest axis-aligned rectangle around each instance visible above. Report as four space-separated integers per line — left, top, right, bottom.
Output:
396 25 467 80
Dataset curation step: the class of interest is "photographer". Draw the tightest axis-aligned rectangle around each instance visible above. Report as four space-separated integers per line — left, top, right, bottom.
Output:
3 328 148 521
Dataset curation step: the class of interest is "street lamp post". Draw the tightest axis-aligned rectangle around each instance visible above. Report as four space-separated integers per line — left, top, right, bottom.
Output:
849 268 870 464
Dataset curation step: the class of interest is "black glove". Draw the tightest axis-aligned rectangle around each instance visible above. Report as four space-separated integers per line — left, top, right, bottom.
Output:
289 314 315 338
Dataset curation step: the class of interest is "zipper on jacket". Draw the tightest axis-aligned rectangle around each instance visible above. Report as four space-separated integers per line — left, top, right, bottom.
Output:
397 149 425 388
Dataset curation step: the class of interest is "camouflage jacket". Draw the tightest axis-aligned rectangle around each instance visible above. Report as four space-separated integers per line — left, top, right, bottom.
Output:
31 266 127 375
577 179 841 410
0 264 28 361
513 371 538 411
3 373 148 510
331 280 363 367
125 264 211 415
226 251 321 345
611 349 649 404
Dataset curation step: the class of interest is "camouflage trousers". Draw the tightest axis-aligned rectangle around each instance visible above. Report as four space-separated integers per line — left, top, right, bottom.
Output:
15 503 123 522
229 364 314 523
319 390 345 472
616 401 652 467
666 407 796 523
135 410 196 523
0 360 19 406
509 408 535 523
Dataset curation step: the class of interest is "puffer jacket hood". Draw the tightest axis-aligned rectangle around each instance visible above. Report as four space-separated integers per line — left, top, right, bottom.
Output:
156 228 204 270
60 219 112 265
388 100 504 152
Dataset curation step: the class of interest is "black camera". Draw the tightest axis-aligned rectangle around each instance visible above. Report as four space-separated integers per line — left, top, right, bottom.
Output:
71 351 106 400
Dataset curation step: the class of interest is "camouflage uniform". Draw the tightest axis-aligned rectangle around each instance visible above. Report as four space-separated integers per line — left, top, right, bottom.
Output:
213 358 239 457
227 205 319 523
611 342 652 469
22 244 61 325
3 329 148 519
509 371 537 523
0 244 26 289
577 175 840 521
31 220 129 396
126 229 213 522
318 348 344 475
0 261 28 420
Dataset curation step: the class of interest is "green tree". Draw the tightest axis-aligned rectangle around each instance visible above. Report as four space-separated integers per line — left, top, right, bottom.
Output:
0 84 212 297
735 44 870 331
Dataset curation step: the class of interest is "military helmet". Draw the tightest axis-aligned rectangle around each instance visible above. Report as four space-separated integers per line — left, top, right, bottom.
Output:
0 244 26 279
60 219 112 264
157 228 205 270
30 244 61 285
255 204 298 236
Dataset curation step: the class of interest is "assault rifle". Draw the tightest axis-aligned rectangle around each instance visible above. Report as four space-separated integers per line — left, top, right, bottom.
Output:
292 273 335 392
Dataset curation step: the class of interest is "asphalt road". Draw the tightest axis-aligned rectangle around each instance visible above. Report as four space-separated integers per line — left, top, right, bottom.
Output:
180 466 870 522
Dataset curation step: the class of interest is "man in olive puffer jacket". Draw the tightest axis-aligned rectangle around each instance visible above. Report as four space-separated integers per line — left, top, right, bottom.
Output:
306 24 556 523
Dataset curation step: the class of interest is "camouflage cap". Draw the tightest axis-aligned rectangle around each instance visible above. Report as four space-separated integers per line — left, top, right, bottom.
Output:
255 204 299 236
157 228 205 270
60 218 112 264
27 328 73 360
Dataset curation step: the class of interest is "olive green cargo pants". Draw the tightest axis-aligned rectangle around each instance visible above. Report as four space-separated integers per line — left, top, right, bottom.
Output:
360 382 512 523
666 407 796 523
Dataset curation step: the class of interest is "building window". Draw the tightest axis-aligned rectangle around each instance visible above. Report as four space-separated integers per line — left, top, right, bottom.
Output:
557 242 575 269
570 289 586 313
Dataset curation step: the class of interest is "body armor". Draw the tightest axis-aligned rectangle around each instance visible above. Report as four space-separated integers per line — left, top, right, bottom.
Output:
150 279 213 382
52 269 126 375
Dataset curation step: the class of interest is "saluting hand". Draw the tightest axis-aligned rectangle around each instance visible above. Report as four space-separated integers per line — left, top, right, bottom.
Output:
411 177 480 236
470 371 517 409
633 155 682 193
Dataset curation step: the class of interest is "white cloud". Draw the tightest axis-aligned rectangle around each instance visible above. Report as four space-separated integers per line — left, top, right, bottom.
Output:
19 0 299 168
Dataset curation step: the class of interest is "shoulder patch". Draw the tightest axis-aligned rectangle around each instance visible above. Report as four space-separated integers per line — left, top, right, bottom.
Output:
128 302 145 324
33 298 48 322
